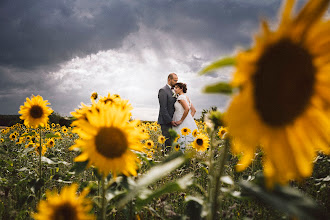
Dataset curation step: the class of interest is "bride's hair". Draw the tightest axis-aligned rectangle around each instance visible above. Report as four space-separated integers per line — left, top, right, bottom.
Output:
175 82 187 93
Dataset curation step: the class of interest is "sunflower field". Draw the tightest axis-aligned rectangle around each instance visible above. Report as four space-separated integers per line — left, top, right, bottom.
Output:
1 0 330 219
0 91 328 219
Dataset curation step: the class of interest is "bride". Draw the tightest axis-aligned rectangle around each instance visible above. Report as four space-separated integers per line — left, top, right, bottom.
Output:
172 82 198 150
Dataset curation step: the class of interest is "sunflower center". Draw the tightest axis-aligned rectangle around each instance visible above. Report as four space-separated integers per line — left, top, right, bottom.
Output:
53 203 78 220
196 138 203 146
253 39 315 127
95 127 128 159
30 105 43 119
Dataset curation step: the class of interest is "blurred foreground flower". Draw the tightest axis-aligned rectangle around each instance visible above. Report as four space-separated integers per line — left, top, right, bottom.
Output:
18 95 53 128
33 184 95 220
224 0 330 186
70 101 148 177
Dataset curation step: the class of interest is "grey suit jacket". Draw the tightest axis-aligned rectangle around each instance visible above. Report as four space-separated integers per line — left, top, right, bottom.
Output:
157 85 177 125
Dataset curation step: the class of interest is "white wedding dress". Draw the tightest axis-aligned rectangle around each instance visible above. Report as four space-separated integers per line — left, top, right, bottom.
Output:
172 94 198 150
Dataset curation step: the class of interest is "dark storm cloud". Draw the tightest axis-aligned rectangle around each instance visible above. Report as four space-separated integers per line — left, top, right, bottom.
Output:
0 0 139 69
0 0 283 70
136 0 281 54
0 0 289 115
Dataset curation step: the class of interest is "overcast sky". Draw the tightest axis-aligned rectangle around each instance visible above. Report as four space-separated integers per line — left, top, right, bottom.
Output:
0 0 322 121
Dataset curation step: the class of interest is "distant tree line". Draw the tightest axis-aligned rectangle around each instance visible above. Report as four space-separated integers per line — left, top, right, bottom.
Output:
0 112 72 127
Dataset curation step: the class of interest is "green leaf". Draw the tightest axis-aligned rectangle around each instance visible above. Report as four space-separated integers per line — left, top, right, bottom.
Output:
135 173 193 209
18 167 29 172
184 196 204 220
117 156 186 208
21 132 36 137
200 57 236 75
45 133 60 138
70 160 89 174
203 82 233 94
41 156 56 164
0 148 7 155
239 180 327 220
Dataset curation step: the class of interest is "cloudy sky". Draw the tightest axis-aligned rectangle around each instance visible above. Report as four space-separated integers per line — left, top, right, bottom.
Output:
0 0 320 121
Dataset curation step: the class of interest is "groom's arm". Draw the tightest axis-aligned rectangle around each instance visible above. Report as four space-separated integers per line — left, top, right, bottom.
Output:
158 89 172 124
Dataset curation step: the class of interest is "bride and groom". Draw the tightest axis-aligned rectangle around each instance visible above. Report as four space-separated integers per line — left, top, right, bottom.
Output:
157 73 198 150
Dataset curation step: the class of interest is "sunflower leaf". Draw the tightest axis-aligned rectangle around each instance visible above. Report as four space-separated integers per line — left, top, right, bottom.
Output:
239 180 327 220
184 196 204 219
45 133 60 138
203 82 233 94
200 57 236 75
135 173 193 210
21 132 36 137
117 156 186 208
41 156 56 164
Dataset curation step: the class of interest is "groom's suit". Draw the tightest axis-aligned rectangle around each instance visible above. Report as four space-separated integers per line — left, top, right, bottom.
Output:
158 85 177 147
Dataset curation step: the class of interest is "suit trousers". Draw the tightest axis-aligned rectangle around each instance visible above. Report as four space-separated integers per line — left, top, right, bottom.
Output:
160 123 172 148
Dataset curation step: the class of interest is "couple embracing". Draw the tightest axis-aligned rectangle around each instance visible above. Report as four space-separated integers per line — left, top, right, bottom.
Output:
157 73 198 150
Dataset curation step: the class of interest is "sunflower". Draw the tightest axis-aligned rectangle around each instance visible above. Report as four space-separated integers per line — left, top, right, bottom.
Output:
140 126 146 133
174 134 180 143
18 95 53 128
99 93 131 111
47 138 55 148
174 144 181 151
9 133 16 141
35 143 47 156
25 135 31 142
62 127 68 133
26 142 35 148
192 129 198 137
225 0 330 186
217 126 228 139
192 134 210 152
91 91 98 100
70 101 148 177
0 138 4 143
145 140 154 149
181 127 191 136
158 135 166 144
71 102 92 121
33 184 95 220
53 132 61 139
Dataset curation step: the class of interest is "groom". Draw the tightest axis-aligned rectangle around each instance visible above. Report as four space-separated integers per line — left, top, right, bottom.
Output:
158 73 178 148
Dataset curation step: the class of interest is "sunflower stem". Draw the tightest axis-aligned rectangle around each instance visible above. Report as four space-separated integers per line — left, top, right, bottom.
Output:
101 177 106 220
38 128 42 202
39 128 42 178
209 138 230 220
207 130 215 217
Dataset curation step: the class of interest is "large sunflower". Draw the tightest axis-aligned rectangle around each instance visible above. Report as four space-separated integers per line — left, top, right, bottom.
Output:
226 0 330 186
18 95 53 128
192 134 210 152
33 184 95 220
70 102 148 177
